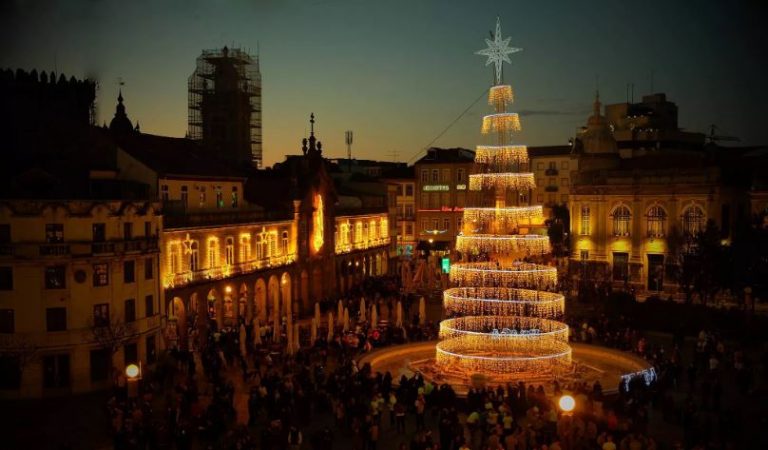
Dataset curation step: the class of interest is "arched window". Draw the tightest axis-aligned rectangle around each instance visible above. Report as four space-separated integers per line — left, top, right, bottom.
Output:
207 237 219 268
681 205 705 236
646 205 667 237
611 205 631 236
225 237 234 266
189 241 199 272
580 205 590 235
240 234 251 262
355 222 363 243
255 233 264 260
281 231 289 255
267 232 277 257
168 242 181 274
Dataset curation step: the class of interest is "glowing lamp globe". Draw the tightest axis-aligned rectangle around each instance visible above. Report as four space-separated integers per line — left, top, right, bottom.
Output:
125 364 140 379
558 395 575 413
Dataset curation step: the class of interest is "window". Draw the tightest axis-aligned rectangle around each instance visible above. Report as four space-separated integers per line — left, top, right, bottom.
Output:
443 218 450 231
405 184 414 196
215 187 224 208
432 218 439 230
420 194 429 209
224 237 235 265
442 169 451 183
46 307 66 331
89 349 110 382
124 299 136 323
124 343 138 366
199 186 207 207
44 354 70 388
0 267 12 290
231 186 239 208
189 241 199 271
405 223 414 235
0 309 13 333
45 224 63 243
181 185 189 206
45 265 66 289
240 235 251 262
207 239 218 268
431 169 439 182
421 169 429 183
145 295 154 317
142 258 153 280
646 205 667 238
160 185 169 202
144 221 152 237
123 222 133 240
580 206 590 235
0 355 20 389
421 219 429 231
168 243 181 274
611 205 632 236
548 161 556 170
612 252 629 282
92 223 106 242
580 250 589 261
681 205 705 236
93 263 109 287
123 261 135 283
396 185 403 196
146 335 157 364
405 204 414 217
457 168 465 183
282 231 289 255
93 303 109 327
255 235 264 259
0 224 10 243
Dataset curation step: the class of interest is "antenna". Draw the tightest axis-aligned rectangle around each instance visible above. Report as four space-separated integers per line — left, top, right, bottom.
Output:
387 150 401 162
345 130 353 172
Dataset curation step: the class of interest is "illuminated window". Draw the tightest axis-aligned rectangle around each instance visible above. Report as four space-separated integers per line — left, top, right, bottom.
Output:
189 241 199 271
207 238 219 268
168 242 181 274
369 221 376 241
646 205 667 238
355 222 363 243
267 232 277 257
681 205 705 236
580 206 590 235
611 205 632 236
239 234 251 262
255 234 264 260
282 231 289 254
93 263 109 287
225 237 234 266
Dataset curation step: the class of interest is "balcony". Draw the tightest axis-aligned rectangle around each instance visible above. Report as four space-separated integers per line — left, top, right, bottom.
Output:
163 204 290 229
335 237 390 255
545 168 559 176
39 243 70 256
163 253 297 289
91 242 116 254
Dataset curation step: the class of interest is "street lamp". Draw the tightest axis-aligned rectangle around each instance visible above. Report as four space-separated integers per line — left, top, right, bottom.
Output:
125 363 140 379
558 394 575 414
125 363 142 398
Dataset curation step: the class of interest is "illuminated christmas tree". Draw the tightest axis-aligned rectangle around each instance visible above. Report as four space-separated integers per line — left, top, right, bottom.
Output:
436 18 572 379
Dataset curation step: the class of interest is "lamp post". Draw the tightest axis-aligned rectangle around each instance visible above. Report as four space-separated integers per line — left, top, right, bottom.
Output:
125 363 142 399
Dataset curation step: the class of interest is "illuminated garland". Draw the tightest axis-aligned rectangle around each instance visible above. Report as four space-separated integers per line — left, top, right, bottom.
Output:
475 145 529 166
443 287 565 318
462 206 544 229
455 234 550 255
436 339 572 376
449 262 557 290
469 173 535 191
481 113 521 134
488 85 514 106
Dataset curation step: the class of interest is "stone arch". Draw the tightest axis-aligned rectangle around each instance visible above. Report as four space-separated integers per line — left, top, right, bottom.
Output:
281 272 293 316
268 274 280 320
254 278 267 323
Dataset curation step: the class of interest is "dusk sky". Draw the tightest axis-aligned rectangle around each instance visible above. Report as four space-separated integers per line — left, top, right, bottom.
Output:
3 0 766 167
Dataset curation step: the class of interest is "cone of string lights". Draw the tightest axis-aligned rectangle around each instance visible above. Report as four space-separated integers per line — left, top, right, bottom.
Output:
435 17 572 380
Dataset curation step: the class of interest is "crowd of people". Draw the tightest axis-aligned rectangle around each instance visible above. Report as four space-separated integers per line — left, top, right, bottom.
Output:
101 271 765 450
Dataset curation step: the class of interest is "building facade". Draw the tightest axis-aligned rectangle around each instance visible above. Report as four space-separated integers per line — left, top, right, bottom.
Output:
0 200 163 397
529 145 578 210
414 148 475 252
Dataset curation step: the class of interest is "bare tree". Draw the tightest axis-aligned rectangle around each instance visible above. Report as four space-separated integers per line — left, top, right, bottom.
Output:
0 334 39 387
88 315 138 357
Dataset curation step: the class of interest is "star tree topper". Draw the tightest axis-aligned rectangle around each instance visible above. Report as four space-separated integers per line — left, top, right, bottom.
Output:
476 17 522 85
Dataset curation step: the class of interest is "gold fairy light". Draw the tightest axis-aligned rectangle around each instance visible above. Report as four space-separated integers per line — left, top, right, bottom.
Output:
456 234 550 255
462 206 544 228
469 173 535 191
449 262 558 290
488 85 514 106
481 113 521 134
475 145 529 165
443 287 565 318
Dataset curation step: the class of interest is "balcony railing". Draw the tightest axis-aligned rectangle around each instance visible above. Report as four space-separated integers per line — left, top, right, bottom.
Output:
545 168 559 176
39 243 70 256
10 237 160 259
163 253 297 289
335 237 390 255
